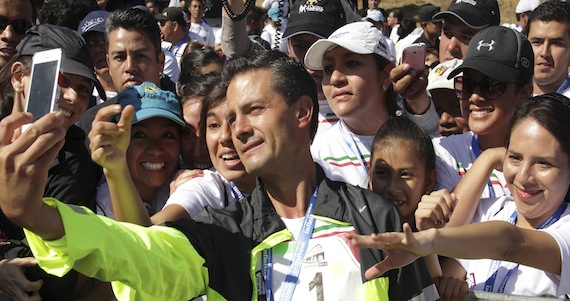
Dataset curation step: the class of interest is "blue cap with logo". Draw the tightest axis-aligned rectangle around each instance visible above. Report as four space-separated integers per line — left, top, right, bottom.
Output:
116 82 185 126
78 10 111 36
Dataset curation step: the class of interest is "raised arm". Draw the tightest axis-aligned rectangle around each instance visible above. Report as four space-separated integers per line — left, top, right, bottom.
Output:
447 147 506 227
349 221 562 279
390 64 439 137
0 112 66 240
221 0 263 58
88 105 152 226
415 147 507 230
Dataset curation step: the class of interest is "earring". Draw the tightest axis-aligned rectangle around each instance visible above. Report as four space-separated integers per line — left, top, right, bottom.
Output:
382 85 387 91
14 86 22 93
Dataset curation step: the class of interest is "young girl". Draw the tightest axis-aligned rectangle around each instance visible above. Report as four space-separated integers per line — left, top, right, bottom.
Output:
304 21 438 188
350 93 570 298
368 117 436 229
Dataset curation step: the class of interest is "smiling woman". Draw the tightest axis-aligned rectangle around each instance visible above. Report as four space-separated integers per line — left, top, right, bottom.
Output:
432 26 534 202
90 82 184 222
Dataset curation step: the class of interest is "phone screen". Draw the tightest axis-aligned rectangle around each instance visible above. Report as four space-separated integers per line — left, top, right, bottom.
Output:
27 60 59 121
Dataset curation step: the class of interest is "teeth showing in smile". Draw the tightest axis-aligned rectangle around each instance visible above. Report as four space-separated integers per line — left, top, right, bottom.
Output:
222 153 239 161
471 110 491 116
59 108 72 117
142 162 165 171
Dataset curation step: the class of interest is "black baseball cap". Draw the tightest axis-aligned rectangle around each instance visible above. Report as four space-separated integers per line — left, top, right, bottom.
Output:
418 4 440 23
283 0 354 39
17 24 105 100
433 0 500 29
155 7 188 24
448 26 534 83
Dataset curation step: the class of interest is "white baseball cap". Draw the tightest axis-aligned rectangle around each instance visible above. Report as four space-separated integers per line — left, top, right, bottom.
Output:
304 21 394 70
426 59 463 91
516 0 540 13
363 10 384 22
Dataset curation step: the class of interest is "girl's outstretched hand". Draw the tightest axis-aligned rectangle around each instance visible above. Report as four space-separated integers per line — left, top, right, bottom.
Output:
346 223 435 279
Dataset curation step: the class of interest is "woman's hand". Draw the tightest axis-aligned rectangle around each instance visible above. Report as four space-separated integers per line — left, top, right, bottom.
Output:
169 169 205 195
89 105 134 172
415 189 457 231
347 223 436 279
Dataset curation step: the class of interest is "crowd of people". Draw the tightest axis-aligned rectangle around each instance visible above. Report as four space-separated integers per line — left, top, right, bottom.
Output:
0 0 569 300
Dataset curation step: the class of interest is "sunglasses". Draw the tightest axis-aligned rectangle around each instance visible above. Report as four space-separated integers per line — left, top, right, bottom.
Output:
453 75 512 100
0 16 33 35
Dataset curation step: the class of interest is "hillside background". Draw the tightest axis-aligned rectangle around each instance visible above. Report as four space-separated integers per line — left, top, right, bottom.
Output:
254 0 527 26
379 0 521 25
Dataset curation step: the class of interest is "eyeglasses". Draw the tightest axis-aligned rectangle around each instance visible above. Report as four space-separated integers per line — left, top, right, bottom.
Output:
454 75 512 100
0 16 32 35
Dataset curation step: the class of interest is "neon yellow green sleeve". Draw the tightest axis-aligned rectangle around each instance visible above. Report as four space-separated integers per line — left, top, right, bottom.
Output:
24 198 210 301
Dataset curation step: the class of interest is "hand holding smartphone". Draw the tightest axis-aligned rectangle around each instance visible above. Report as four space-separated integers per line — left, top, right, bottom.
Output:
24 48 62 130
401 43 427 75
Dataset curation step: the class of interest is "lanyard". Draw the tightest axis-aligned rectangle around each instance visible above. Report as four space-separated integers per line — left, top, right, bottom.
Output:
556 75 570 94
264 187 319 301
229 182 245 201
171 33 190 55
471 135 496 199
337 122 368 174
484 201 568 293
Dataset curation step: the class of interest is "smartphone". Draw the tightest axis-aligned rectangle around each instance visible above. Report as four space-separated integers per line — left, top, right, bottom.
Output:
401 43 427 75
25 48 62 122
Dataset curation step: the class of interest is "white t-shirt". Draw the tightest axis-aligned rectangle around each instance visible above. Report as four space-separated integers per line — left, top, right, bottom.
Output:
432 131 510 199
389 24 400 44
457 196 570 297
311 99 439 188
161 46 181 83
189 21 215 47
163 170 246 217
315 100 338 136
311 122 373 188
95 177 170 220
262 218 365 300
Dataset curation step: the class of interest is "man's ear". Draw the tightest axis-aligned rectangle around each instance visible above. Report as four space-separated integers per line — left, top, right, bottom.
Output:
297 95 314 130
10 61 28 113
10 61 25 90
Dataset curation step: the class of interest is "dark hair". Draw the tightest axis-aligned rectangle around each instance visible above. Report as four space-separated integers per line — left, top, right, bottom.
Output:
372 55 399 118
179 72 221 104
200 81 227 137
508 93 570 200
178 48 224 89
371 116 436 175
397 18 416 40
527 0 570 36
106 8 162 58
247 6 265 24
222 50 318 140
0 56 32 120
390 8 404 22
38 0 92 30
